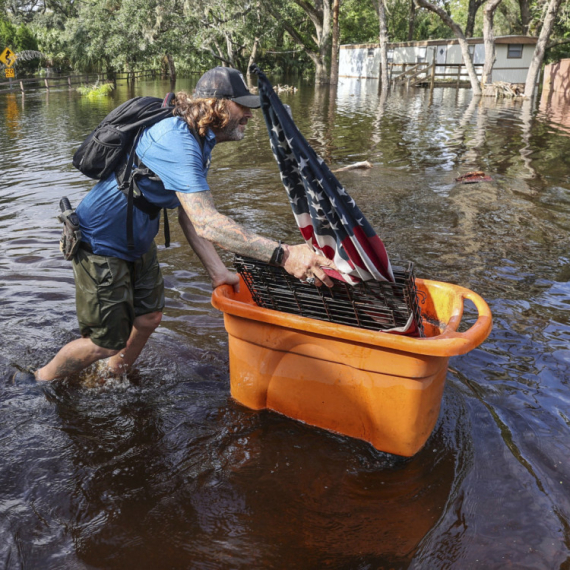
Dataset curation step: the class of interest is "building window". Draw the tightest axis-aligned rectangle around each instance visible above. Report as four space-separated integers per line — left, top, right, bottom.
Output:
367 48 375 58
507 44 523 58
468 45 475 57
387 49 394 63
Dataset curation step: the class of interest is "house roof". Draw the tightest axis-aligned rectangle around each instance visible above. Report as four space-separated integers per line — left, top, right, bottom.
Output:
340 36 538 50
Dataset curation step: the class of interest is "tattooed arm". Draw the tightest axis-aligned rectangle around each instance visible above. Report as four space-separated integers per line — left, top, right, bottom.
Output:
176 190 336 286
178 206 240 291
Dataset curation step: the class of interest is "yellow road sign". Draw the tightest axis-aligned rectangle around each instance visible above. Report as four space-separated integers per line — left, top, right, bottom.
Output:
5 68 15 78
0 47 17 67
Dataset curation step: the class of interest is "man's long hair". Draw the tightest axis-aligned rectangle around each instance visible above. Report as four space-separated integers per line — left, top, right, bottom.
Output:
173 92 231 137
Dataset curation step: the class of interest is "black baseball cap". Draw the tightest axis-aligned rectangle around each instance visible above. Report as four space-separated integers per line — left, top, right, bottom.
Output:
194 67 260 108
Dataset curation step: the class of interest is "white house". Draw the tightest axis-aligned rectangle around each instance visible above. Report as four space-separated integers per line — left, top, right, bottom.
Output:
339 36 538 85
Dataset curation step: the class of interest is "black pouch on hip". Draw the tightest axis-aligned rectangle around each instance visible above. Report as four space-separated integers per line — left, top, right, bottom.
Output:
58 197 82 260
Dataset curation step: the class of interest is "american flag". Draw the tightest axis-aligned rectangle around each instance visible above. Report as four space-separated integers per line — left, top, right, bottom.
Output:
251 66 421 336
252 65 394 286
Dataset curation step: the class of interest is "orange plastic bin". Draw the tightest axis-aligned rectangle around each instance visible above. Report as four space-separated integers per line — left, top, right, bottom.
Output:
212 277 492 457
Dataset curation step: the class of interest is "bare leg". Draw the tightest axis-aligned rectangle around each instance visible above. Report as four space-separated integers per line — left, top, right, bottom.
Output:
107 311 162 375
36 338 119 381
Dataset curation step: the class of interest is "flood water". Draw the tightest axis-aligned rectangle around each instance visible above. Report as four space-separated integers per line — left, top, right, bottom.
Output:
1 76 569 569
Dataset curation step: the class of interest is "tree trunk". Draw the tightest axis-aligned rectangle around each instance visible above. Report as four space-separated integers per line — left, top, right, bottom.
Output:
266 0 333 84
246 37 260 86
414 0 482 95
408 0 416 40
224 33 235 67
524 0 563 98
465 0 480 38
166 53 176 81
518 0 531 34
315 58 329 84
481 0 503 86
214 40 227 66
330 0 340 85
371 0 390 90
161 55 169 79
318 0 333 84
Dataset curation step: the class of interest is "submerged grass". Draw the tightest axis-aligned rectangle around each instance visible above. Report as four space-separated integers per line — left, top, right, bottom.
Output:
76 82 115 99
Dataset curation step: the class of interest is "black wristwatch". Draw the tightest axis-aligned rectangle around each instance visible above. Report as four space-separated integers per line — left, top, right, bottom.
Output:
269 241 286 267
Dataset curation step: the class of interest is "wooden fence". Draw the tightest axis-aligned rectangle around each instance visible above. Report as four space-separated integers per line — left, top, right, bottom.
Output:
390 62 485 88
0 69 162 93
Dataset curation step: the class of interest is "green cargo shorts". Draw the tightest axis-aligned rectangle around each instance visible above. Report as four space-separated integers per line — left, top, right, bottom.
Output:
72 242 165 350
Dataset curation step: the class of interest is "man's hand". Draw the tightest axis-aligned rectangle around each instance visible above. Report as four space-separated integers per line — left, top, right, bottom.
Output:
283 244 337 287
212 269 240 293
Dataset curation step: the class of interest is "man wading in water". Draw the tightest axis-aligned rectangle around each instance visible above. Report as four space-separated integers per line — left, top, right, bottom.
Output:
13 67 335 385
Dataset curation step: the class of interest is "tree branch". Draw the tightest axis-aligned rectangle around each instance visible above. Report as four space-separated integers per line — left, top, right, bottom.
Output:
201 43 234 67
264 1 319 58
293 0 321 26
546 38 570 49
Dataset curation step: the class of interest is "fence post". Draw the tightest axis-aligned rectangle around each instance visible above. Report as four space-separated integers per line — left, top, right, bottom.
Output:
44 78 50 90
457 65 461 88
20 80 24 92
430 61 436 89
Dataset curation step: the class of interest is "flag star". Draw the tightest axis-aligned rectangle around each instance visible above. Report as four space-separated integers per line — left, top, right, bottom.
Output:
322 222 331 229
348 197 356 207
316 178 323 187
338 186 347 196
330 221 338 230
286 136 294 146
357 218 364 225
285 152 295 161
330 197 336 208
290 195 301 205
317 156 324 164
299 156 309 171
316 191 324 201
340 215 348 225
271 123 282 137
279 138 289 150
307 188 317 201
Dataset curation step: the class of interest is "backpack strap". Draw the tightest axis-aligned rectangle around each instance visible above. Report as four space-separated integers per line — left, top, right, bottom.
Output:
117 128 143 251
117 94 205 252
163 92 176 107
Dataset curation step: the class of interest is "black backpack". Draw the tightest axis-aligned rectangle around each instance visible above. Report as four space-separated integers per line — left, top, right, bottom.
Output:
73 94 203 250
73 94 176 180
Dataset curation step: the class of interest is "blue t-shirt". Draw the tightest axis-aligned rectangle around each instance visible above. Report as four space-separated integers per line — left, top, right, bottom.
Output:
77 117 216 261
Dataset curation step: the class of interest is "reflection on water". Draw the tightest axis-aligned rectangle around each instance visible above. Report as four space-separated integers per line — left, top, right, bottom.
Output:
1 77 570 569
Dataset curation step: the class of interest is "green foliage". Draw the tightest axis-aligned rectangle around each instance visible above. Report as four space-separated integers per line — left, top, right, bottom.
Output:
0 15 17 51
1 14 39 73
77 82 115 98
15 24 38 51
1 0 569 76
340 0 378 44
413 11 455 40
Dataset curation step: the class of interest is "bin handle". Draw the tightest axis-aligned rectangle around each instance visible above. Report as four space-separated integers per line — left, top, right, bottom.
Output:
439 288 493 351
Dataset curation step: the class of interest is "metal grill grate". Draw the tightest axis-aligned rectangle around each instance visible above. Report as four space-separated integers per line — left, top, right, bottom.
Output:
234 256 425 337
